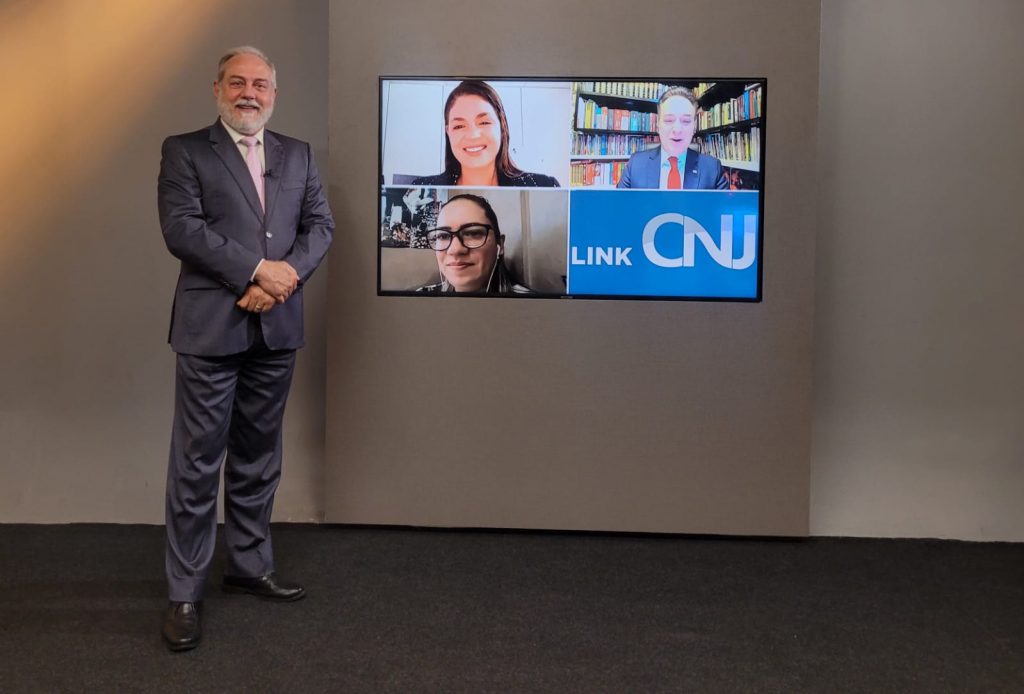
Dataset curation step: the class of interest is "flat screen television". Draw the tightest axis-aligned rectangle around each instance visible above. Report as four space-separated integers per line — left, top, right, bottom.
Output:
378 77 765 301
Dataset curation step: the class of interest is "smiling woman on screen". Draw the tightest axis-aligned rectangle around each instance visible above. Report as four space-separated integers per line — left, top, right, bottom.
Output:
412 80 559 188
416 194 532 294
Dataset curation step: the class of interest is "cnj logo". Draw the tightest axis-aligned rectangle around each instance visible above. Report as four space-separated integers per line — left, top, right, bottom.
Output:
571 214 757 270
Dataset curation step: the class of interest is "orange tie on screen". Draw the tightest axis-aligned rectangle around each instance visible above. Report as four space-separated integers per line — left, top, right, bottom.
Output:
667 156 681 190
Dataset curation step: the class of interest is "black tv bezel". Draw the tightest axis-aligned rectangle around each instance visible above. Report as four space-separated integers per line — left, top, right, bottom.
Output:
377 75 767 303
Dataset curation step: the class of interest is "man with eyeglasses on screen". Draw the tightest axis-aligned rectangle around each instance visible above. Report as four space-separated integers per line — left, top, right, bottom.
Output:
617 86 728 190
157 45 333 651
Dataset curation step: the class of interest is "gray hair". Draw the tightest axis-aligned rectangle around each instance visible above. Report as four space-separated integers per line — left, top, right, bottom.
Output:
217 46 276 86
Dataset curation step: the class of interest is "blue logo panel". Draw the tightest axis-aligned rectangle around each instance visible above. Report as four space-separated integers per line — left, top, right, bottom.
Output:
567 191 760 298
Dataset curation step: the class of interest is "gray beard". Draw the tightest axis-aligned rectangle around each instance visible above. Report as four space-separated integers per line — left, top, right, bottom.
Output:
218 102 273 135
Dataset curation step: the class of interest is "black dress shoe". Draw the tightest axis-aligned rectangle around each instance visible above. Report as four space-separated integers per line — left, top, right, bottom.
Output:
162 601 201 652
222 572 306 602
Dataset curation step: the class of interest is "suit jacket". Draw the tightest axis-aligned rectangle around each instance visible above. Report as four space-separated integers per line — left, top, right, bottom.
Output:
616 146 728 190
158 121 334 356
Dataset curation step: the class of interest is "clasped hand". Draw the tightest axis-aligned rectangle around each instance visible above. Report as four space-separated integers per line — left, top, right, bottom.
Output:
254 260 299 303
238 261 299 313
236 284 277 313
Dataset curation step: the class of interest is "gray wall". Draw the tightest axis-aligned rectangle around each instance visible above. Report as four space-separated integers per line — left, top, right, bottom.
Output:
811 0 1024 541
323 0 821 535
4 1 1021 542
0 0 329 523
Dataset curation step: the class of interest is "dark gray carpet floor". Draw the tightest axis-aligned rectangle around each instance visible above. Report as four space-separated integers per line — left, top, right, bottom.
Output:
0 524 1022 693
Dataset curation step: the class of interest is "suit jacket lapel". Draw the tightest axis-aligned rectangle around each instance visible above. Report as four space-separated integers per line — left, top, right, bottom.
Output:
263 131 285 222
209 121 264 220
643 147 661 188
683 149 700 190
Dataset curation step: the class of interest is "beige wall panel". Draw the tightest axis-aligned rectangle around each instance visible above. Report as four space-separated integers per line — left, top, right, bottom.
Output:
812 0 1024 541
325 0 821 534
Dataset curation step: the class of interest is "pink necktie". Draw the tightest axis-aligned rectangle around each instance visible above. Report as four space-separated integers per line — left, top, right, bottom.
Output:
240 136 265 211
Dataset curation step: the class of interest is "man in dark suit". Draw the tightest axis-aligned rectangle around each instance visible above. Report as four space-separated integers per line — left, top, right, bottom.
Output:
157 46 333 651
617 86 728 190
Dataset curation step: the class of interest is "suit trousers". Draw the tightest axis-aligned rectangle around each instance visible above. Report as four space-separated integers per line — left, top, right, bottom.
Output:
165 323 296 602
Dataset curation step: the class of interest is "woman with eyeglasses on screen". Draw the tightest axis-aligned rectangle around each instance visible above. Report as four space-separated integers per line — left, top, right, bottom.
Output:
416 194 532 294
411 80 559 188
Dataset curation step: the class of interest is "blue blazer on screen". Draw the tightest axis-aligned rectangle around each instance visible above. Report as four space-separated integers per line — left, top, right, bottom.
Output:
616 146 729 190
158 121 334 356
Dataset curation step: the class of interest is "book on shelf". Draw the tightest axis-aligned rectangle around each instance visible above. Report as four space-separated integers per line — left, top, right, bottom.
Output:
570 160 627 187
696 126 761 164
576 97 657 132
576 82 666 100
692 82 716 98
697 83 763 131
571 132 659 157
